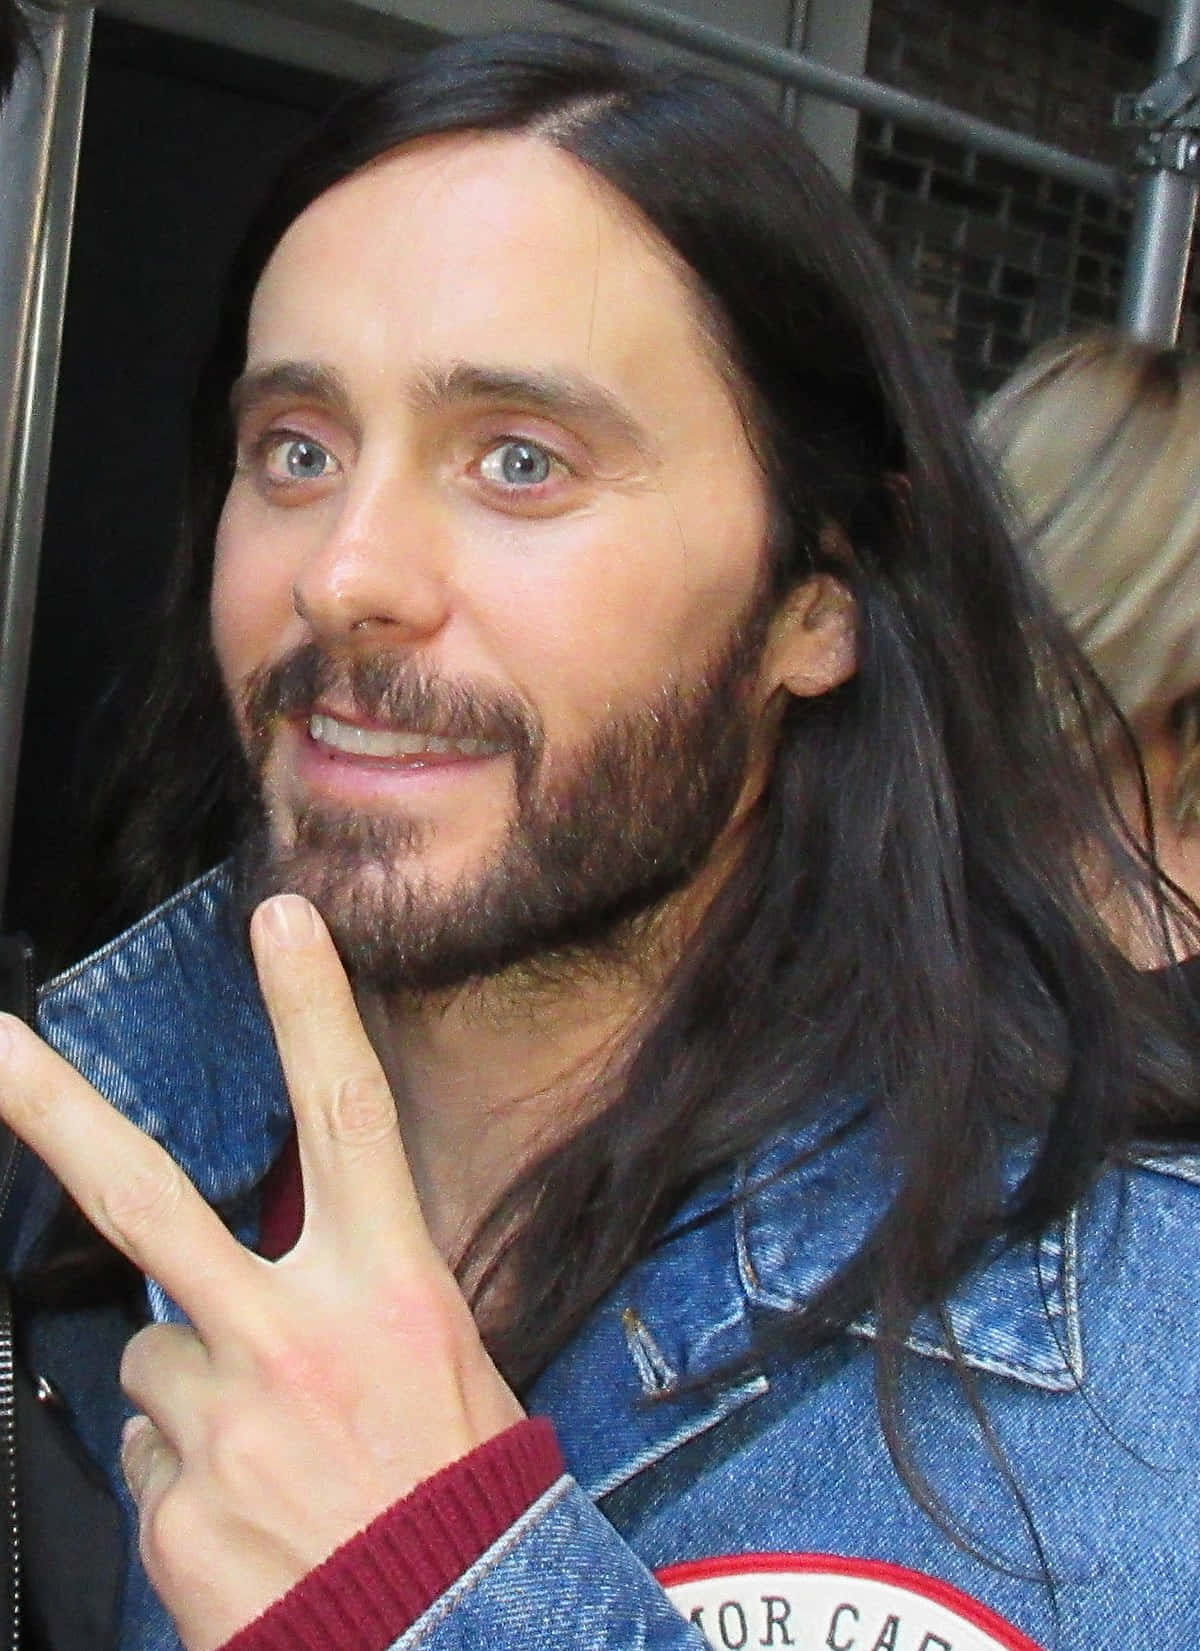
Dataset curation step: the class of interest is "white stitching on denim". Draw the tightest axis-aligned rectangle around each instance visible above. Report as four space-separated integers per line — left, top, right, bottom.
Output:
740 1181 1081 1390
391 1475 574 1648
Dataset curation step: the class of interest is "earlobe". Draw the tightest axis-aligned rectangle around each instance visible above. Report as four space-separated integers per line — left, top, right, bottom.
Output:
765 572 859 700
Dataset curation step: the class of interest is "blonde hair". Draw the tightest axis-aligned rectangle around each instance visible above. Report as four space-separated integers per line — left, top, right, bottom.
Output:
976 330 1200 829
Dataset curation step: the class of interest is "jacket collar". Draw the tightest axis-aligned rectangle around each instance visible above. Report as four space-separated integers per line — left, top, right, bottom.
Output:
735 1112 1082 1391
37 866 291 1217
533 1102 1083 1502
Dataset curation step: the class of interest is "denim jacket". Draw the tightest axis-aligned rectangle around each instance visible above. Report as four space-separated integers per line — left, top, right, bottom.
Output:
16 868 1200 1651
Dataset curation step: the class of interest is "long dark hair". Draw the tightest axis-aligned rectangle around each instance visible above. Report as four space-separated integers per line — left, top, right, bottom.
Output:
70 32 1196 1551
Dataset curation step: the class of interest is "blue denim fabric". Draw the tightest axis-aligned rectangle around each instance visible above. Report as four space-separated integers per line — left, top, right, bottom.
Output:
17 868 1200 1651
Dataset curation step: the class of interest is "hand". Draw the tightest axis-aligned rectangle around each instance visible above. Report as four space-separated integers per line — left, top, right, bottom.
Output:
0 894 526 1651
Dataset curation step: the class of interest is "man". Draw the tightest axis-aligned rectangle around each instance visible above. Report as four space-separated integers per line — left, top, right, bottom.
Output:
0 31 1198 1651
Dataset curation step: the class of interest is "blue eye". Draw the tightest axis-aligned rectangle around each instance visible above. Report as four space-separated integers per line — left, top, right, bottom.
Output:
479 440 554 487
278 437 334 480
253 433 339 485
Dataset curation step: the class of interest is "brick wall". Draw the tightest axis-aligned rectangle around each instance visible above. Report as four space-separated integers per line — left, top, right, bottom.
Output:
853 0 1162 397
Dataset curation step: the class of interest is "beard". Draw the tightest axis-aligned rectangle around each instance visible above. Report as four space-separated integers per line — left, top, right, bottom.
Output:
234 608 770 997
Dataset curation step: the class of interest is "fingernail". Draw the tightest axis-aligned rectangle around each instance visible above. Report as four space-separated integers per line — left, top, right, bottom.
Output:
260 894 318 947
121 1413 153 1449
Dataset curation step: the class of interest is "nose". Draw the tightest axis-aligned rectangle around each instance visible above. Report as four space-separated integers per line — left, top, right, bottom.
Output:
289 470 452 645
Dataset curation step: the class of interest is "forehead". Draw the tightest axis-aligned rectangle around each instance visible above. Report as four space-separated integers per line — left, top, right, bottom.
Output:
246 132 739 430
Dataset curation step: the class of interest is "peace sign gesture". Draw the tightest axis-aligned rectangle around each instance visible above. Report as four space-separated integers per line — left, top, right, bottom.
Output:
0 894 526 1650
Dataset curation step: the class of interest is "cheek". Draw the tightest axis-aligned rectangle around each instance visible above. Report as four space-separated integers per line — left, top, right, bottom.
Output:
549 490 769 669
209 499 296 690
475 502 769 746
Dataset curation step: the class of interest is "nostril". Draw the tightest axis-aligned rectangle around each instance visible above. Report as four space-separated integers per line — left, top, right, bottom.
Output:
290 554 449 642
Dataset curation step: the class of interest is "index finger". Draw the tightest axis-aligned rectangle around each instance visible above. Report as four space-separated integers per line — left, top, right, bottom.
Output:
248 896 429 1255
0 1013 266 1338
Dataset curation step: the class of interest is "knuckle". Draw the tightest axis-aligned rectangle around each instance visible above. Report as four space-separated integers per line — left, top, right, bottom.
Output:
205 1402 270 1496
97 1157 187 1249
375 1270 468 1361
0 1042 65 1134
3 1069 52 1130
252 1323 339 1406
140 1483 192 1577
118 1328 155 1396
326 1071 398 1148
119 1324 194 1404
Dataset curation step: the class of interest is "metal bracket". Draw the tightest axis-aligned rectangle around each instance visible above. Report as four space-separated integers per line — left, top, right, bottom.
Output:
1116 49 1200 175
1133 128 1200 177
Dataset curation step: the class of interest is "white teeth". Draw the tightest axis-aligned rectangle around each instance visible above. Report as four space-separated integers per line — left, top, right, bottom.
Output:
308 713 499 761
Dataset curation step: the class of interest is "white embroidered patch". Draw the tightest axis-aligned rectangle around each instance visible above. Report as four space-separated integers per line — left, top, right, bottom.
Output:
657 1554 1043 1651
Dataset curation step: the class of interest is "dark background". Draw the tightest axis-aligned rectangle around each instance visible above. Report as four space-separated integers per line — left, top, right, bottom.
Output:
6 16 357 965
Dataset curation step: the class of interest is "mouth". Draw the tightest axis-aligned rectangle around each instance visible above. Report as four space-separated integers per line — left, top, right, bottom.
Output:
306 711 505 763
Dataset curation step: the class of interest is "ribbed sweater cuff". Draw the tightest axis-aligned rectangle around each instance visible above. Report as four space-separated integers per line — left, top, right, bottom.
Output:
218 1416 564 1651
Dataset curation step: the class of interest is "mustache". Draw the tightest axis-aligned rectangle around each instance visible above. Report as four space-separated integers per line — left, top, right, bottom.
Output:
240 642 543 778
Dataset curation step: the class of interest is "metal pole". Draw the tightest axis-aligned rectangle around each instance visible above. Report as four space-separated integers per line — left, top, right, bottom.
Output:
779 0 808 128
548 0 1123 199
0 3 93 919
1118 0 1200 343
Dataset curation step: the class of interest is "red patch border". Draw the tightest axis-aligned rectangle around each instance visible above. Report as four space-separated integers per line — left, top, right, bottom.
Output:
656 1552 1044 1651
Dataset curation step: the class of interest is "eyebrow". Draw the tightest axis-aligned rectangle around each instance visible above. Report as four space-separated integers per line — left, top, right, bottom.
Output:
407 362 657 460
228 358 659 464
229 362 359 432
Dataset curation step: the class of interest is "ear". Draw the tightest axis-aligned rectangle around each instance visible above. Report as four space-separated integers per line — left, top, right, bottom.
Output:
760 567 859 701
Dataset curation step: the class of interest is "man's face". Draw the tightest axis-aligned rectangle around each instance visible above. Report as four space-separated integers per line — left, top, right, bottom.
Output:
212 132 789 992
